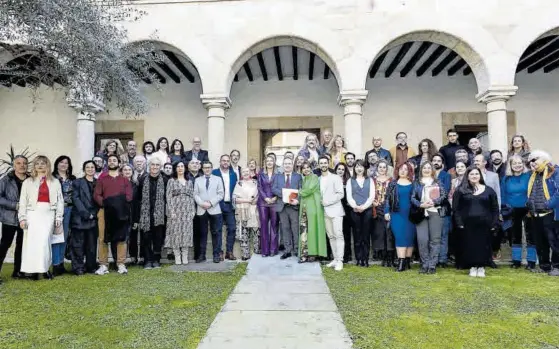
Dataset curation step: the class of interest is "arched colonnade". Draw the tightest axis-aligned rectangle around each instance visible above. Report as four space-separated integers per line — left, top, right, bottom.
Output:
65 14 559 167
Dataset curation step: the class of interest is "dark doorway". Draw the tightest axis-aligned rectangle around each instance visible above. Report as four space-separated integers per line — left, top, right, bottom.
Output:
455 124 487 145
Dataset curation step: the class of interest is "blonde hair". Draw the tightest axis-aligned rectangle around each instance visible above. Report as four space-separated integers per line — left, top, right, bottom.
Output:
31 155 53 181
330 135 346 156
505 154 527 176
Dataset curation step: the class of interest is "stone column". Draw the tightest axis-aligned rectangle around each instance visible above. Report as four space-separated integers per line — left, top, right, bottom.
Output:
338 90 368 159
68 93 105 171
201 95 232 164
477 86 518 155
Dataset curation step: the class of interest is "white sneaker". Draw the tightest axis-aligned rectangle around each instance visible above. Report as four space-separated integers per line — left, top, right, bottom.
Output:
477 267 486 278
326 260 337 268
469 267 477 277
334 261 343 271
117 264 128 275
95 265 109 275
181 250 189 265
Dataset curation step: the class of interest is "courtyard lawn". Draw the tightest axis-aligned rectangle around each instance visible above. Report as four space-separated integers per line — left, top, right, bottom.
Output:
0 263 246 349
324 265 559 349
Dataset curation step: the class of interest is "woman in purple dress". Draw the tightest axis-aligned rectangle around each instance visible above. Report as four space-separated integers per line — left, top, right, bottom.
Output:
257 155 279 256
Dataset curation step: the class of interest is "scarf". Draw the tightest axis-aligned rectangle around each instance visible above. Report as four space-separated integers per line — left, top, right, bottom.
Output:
527 161 551 200
140 175 165 232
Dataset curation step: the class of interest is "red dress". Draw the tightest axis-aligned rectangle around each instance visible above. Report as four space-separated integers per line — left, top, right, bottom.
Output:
38 178 50 203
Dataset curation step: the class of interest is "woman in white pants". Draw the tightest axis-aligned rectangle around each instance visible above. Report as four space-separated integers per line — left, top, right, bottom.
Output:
18 155 64 280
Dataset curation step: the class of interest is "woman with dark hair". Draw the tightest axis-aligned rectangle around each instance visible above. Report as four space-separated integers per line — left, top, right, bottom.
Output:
52 155 76 275
410 139 438 177
142 141 155 163
453 167 499 277
169 139 186 164
18 155 64 280
154 137 171 165
371 159 394 267
164 161 196 265
295 155 305 174
347 159 375 267
385 162 415 272
410 161 447 274
508 134 531 163
298 161 327 262
70 160 99 275
258 155 278 257
334 162 352 263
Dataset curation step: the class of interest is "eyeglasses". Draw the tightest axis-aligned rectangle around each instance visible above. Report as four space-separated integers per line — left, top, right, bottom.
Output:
529 158 539 163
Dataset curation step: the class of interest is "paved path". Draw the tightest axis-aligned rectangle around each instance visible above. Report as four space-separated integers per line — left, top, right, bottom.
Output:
197 254 353 349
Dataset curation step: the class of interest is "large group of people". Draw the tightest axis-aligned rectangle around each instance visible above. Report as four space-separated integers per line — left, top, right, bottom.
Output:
0 129 558 284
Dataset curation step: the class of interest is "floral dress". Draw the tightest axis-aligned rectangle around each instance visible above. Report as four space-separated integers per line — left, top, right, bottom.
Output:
164 178 196 249
233 179 260 259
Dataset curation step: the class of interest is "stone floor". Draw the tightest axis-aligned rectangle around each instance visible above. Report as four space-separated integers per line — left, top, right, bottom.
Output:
197 254 353 349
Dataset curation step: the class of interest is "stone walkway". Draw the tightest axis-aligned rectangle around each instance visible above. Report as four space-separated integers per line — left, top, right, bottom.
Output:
197 254 353 349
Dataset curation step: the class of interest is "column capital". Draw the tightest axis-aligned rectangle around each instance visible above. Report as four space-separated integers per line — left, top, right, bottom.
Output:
338 90 368 106
476 86 518 104
200 94 232 110
77 110 96 122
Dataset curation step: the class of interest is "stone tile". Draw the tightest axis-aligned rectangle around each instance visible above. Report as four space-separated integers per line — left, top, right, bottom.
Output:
233 278 330 294
223 293 337 311
204 310 350 338
198 336 353 349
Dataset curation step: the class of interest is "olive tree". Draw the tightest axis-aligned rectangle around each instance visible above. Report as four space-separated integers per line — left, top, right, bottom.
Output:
0 0 162 115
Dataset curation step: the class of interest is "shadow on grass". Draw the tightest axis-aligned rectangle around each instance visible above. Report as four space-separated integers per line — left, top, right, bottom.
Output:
0 263 247 349
324 265 559 349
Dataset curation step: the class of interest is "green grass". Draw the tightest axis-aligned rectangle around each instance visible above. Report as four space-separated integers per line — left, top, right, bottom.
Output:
0 263 246 349
324 265 559 349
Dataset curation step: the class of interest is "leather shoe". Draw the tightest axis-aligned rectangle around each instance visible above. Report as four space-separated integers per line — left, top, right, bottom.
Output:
225 252 237 261
219 251 224 261
11 271 25 279
196 257 207 263
280 253 292 260
213 257 220 263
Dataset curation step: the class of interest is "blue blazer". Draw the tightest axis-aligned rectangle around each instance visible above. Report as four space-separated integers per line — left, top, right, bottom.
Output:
272 172 303 212
212 168 238 210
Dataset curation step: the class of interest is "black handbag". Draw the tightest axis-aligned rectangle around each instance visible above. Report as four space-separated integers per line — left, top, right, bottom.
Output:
409 205 425 224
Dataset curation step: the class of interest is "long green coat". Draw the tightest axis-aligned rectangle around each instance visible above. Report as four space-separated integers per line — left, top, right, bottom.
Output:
298 174 327 257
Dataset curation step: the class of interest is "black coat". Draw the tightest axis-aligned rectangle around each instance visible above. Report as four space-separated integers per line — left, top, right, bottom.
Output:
184 149 209 163
0 171 27 226
71 178 99 230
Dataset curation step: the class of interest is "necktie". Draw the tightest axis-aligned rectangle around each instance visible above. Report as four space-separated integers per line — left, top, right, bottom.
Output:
206 177 210 190
286 174 291 188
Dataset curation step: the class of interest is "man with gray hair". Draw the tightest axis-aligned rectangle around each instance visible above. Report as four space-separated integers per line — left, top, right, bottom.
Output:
526 150 559 276
0 155 29 284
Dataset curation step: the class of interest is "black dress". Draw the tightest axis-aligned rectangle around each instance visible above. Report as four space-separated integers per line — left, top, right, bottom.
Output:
453 187 499 268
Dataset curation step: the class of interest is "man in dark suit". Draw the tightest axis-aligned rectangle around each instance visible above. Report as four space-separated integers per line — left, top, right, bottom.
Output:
212 154 238 260
272 158 303 259
184 137 210 163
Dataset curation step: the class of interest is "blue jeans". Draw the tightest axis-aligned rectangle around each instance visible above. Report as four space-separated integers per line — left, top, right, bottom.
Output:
438 216 451 264
221 202 237 253
52 206 71 265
